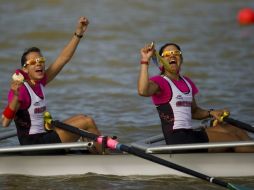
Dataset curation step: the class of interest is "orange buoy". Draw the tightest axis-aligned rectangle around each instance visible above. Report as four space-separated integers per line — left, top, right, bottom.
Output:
237 8 254 25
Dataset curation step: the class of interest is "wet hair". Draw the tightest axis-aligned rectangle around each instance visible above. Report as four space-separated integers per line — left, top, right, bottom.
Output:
158 43 183 74
21 47 42 67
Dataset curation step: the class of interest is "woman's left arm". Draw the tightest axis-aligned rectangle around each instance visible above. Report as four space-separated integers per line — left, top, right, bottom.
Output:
191 97 210 120
191 97 229 120
46 16 89 83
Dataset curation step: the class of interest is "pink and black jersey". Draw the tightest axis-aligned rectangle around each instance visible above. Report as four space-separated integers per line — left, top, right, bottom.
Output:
150 75 198 133
8 73 47 140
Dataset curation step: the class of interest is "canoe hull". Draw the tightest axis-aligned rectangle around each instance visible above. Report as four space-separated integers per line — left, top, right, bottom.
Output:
1 153 253 177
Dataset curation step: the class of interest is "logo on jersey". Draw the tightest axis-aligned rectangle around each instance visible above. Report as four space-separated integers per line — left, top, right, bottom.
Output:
176 101 192 107
176 95 183 100
34 106 46 114
34 102 40 106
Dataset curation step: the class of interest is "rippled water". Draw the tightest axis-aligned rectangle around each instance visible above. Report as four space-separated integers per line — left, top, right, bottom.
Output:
0 174 253 190
1 0 254 189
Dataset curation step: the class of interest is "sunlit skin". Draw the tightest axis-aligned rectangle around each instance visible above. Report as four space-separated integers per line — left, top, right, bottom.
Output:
161 45 182 80
1 17 103 153
138 42 254 152
22 52 45 83
8 52 45 97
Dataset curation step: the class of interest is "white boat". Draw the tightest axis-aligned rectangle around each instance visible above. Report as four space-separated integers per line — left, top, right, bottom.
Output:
1 130 254 177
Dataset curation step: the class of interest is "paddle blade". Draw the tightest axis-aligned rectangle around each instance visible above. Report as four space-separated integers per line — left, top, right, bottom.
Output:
228 183 253 190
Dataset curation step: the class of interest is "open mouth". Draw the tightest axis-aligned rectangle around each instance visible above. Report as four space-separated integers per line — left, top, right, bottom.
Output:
35 69 43 74
169 59 177 65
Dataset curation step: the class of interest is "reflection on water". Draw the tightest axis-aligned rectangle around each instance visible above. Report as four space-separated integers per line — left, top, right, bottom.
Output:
1 0 254 189
1 174 253 190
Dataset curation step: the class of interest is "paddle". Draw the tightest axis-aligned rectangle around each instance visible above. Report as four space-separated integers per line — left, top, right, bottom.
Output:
0 129 17 141
223 117 254 133
51 120 249 190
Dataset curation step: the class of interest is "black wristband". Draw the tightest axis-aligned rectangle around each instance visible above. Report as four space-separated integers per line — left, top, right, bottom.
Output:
74 32 83 39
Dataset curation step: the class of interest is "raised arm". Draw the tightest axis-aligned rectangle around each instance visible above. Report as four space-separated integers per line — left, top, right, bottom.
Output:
137 43 160 97
46 16 89 83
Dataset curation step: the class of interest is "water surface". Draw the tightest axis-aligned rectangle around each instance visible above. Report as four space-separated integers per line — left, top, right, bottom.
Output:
1 0 254 189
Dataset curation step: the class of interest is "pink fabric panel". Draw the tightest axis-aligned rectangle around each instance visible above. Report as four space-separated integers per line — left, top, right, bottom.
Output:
149 75 198 105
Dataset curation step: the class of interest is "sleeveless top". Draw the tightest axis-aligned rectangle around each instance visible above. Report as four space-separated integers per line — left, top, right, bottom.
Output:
14 82 47 137
153 76 194 133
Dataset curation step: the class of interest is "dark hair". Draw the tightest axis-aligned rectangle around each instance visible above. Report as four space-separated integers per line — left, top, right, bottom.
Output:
158 43 183 74
159 43 183 60
21 47 42 67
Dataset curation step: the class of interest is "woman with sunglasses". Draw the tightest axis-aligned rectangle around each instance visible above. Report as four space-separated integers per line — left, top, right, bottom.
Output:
1 17 101 152
137 42 254 152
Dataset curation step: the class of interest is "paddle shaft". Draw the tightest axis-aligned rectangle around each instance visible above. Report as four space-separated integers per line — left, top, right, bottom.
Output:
224 117 254 133
52 120 238 190
0 129 17 141
122 145 228 187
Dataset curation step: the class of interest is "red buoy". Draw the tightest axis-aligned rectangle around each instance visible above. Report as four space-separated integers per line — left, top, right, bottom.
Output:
237 8 254 25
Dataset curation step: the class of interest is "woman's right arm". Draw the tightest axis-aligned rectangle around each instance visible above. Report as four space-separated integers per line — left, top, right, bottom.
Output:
1 80 21 128
2 95 20 127
137 44 160 97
